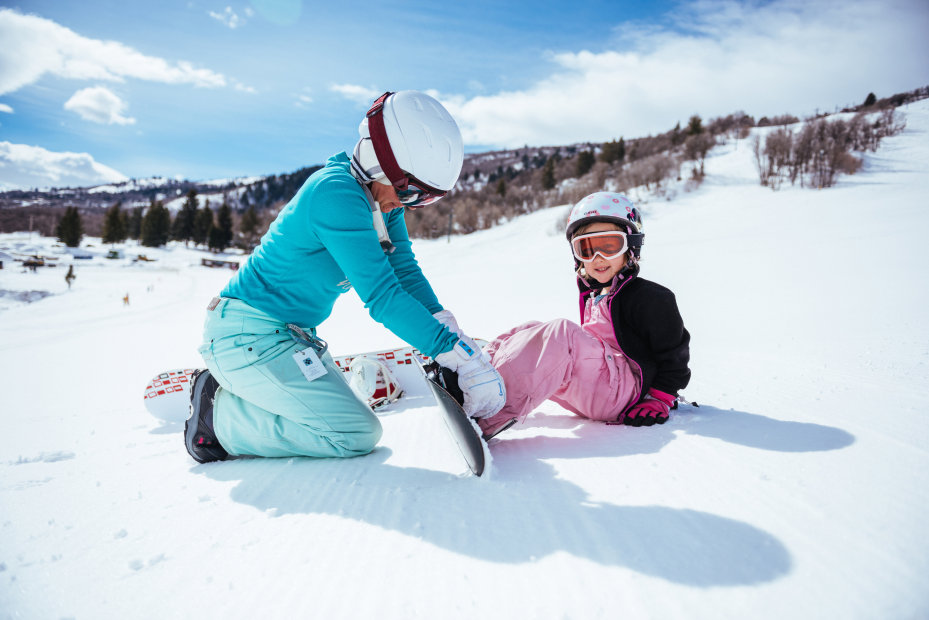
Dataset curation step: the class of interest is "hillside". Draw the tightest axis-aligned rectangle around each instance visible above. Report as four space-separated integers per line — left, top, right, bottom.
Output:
0 96 927 619
2 86 926 242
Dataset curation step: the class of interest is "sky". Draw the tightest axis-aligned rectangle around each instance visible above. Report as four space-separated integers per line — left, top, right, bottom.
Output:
0 0 927 189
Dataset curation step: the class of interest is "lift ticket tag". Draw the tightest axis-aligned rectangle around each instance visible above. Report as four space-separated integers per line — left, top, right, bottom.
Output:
293 348 327 382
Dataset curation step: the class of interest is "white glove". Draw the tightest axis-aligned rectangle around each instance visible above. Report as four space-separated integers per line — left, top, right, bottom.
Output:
434 334 506 419
432 309 461 337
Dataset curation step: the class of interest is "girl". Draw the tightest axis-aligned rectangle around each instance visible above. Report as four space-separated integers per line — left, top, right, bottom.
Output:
479 192 691 439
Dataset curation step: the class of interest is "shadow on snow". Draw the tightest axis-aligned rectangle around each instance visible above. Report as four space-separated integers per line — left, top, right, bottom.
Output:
187 402 853 588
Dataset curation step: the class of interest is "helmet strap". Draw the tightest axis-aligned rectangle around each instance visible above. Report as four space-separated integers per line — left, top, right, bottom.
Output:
350 162 395 255
350 147 376 184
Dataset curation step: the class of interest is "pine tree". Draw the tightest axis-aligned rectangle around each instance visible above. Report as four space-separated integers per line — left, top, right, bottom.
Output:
496 178 506 198
128 207 144 240
687 115 704 136
863 92 877 107
140 200 172 247
599 138 626 164
56 206 84 247
541 158 556 190
208 225 223 253
238 205 260 249
193 203 214 247
575 150 595 177
102 201 127 245
172 189 198 245
209 200 234 252
120 209 130 240
670 122 684 146
218 200 234 249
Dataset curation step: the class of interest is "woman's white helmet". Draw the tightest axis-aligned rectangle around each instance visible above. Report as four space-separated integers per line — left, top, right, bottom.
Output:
565 192 645 259
353 91 464 204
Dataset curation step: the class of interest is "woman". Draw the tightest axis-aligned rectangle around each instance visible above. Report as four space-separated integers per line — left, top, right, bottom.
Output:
185 91 505 463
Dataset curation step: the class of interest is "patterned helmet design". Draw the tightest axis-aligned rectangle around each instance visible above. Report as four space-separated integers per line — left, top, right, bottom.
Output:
565 192 645 259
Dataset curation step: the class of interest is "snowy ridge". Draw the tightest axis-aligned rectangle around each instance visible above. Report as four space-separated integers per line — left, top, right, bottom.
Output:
86 177 177 194
0 100 927 619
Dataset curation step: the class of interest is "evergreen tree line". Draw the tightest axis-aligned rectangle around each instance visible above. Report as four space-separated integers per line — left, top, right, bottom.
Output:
239 166 321 210
56 190 266 251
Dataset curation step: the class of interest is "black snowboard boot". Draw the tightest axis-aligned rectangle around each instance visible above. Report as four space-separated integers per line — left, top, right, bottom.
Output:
424 362 465 405
184 369 228 463
424 362 516 440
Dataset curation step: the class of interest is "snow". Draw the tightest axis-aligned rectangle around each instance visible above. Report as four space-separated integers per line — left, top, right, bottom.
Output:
86 177 174 194
198 176 266 188
2 100 929 619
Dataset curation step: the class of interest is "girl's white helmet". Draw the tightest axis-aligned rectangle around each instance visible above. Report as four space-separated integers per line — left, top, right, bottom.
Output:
565 192 645 259
353 91 463 204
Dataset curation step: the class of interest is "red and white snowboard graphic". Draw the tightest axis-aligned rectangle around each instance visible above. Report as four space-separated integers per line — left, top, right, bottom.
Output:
143 369 197 422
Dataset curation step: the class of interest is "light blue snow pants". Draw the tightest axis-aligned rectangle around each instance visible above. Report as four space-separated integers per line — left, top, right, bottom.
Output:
198 297 382 458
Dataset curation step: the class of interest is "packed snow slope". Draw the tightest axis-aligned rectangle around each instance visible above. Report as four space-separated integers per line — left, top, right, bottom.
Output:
1 100 928 620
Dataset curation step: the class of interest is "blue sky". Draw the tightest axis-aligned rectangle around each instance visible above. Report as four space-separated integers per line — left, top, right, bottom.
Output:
0 0 927 189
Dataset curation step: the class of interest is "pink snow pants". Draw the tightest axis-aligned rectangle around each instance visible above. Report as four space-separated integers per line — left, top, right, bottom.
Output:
483 319 640 427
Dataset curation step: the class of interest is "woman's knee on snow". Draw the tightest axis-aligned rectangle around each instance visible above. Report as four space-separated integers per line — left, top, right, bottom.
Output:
329 415 383 456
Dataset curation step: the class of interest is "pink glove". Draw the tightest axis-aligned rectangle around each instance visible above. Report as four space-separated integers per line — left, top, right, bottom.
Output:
623 388 675 427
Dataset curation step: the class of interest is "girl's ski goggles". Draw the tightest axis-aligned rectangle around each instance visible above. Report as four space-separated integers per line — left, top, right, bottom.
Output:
366 92 448 209
571 231 628 261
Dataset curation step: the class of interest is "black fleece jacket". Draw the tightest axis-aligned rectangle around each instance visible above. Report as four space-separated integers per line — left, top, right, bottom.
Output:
579 271 691 399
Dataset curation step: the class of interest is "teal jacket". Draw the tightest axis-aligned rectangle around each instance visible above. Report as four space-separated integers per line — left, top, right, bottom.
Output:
221 152 458 358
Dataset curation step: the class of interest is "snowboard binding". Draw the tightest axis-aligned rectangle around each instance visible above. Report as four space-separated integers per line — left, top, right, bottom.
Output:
423 362 465 407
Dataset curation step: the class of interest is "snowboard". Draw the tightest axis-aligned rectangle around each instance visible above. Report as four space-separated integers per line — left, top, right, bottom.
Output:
143 368 198 422
330 344 429 370
421 362 487 477
328 339 488 374
329 340 489 412
331 345 429 410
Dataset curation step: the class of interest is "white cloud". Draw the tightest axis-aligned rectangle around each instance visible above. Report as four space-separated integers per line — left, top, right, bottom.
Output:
0 8 227 96
0 103 12 114
0 141 128 190
233 80 257 94
441 0 929 148
294 87 313 108
64 86 136 125
330 84 381 105
209 6 247 29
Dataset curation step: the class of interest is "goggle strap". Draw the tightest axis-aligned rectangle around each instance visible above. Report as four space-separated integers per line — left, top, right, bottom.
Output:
366 92 449 205
366 92 409 192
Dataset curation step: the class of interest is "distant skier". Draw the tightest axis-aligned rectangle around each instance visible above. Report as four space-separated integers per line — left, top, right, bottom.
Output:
184 90 506 463
65 265 76 289
477 192 691 439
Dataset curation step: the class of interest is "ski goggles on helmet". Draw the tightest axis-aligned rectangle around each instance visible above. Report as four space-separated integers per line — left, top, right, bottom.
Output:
571 231 628 261
366 92 448 209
